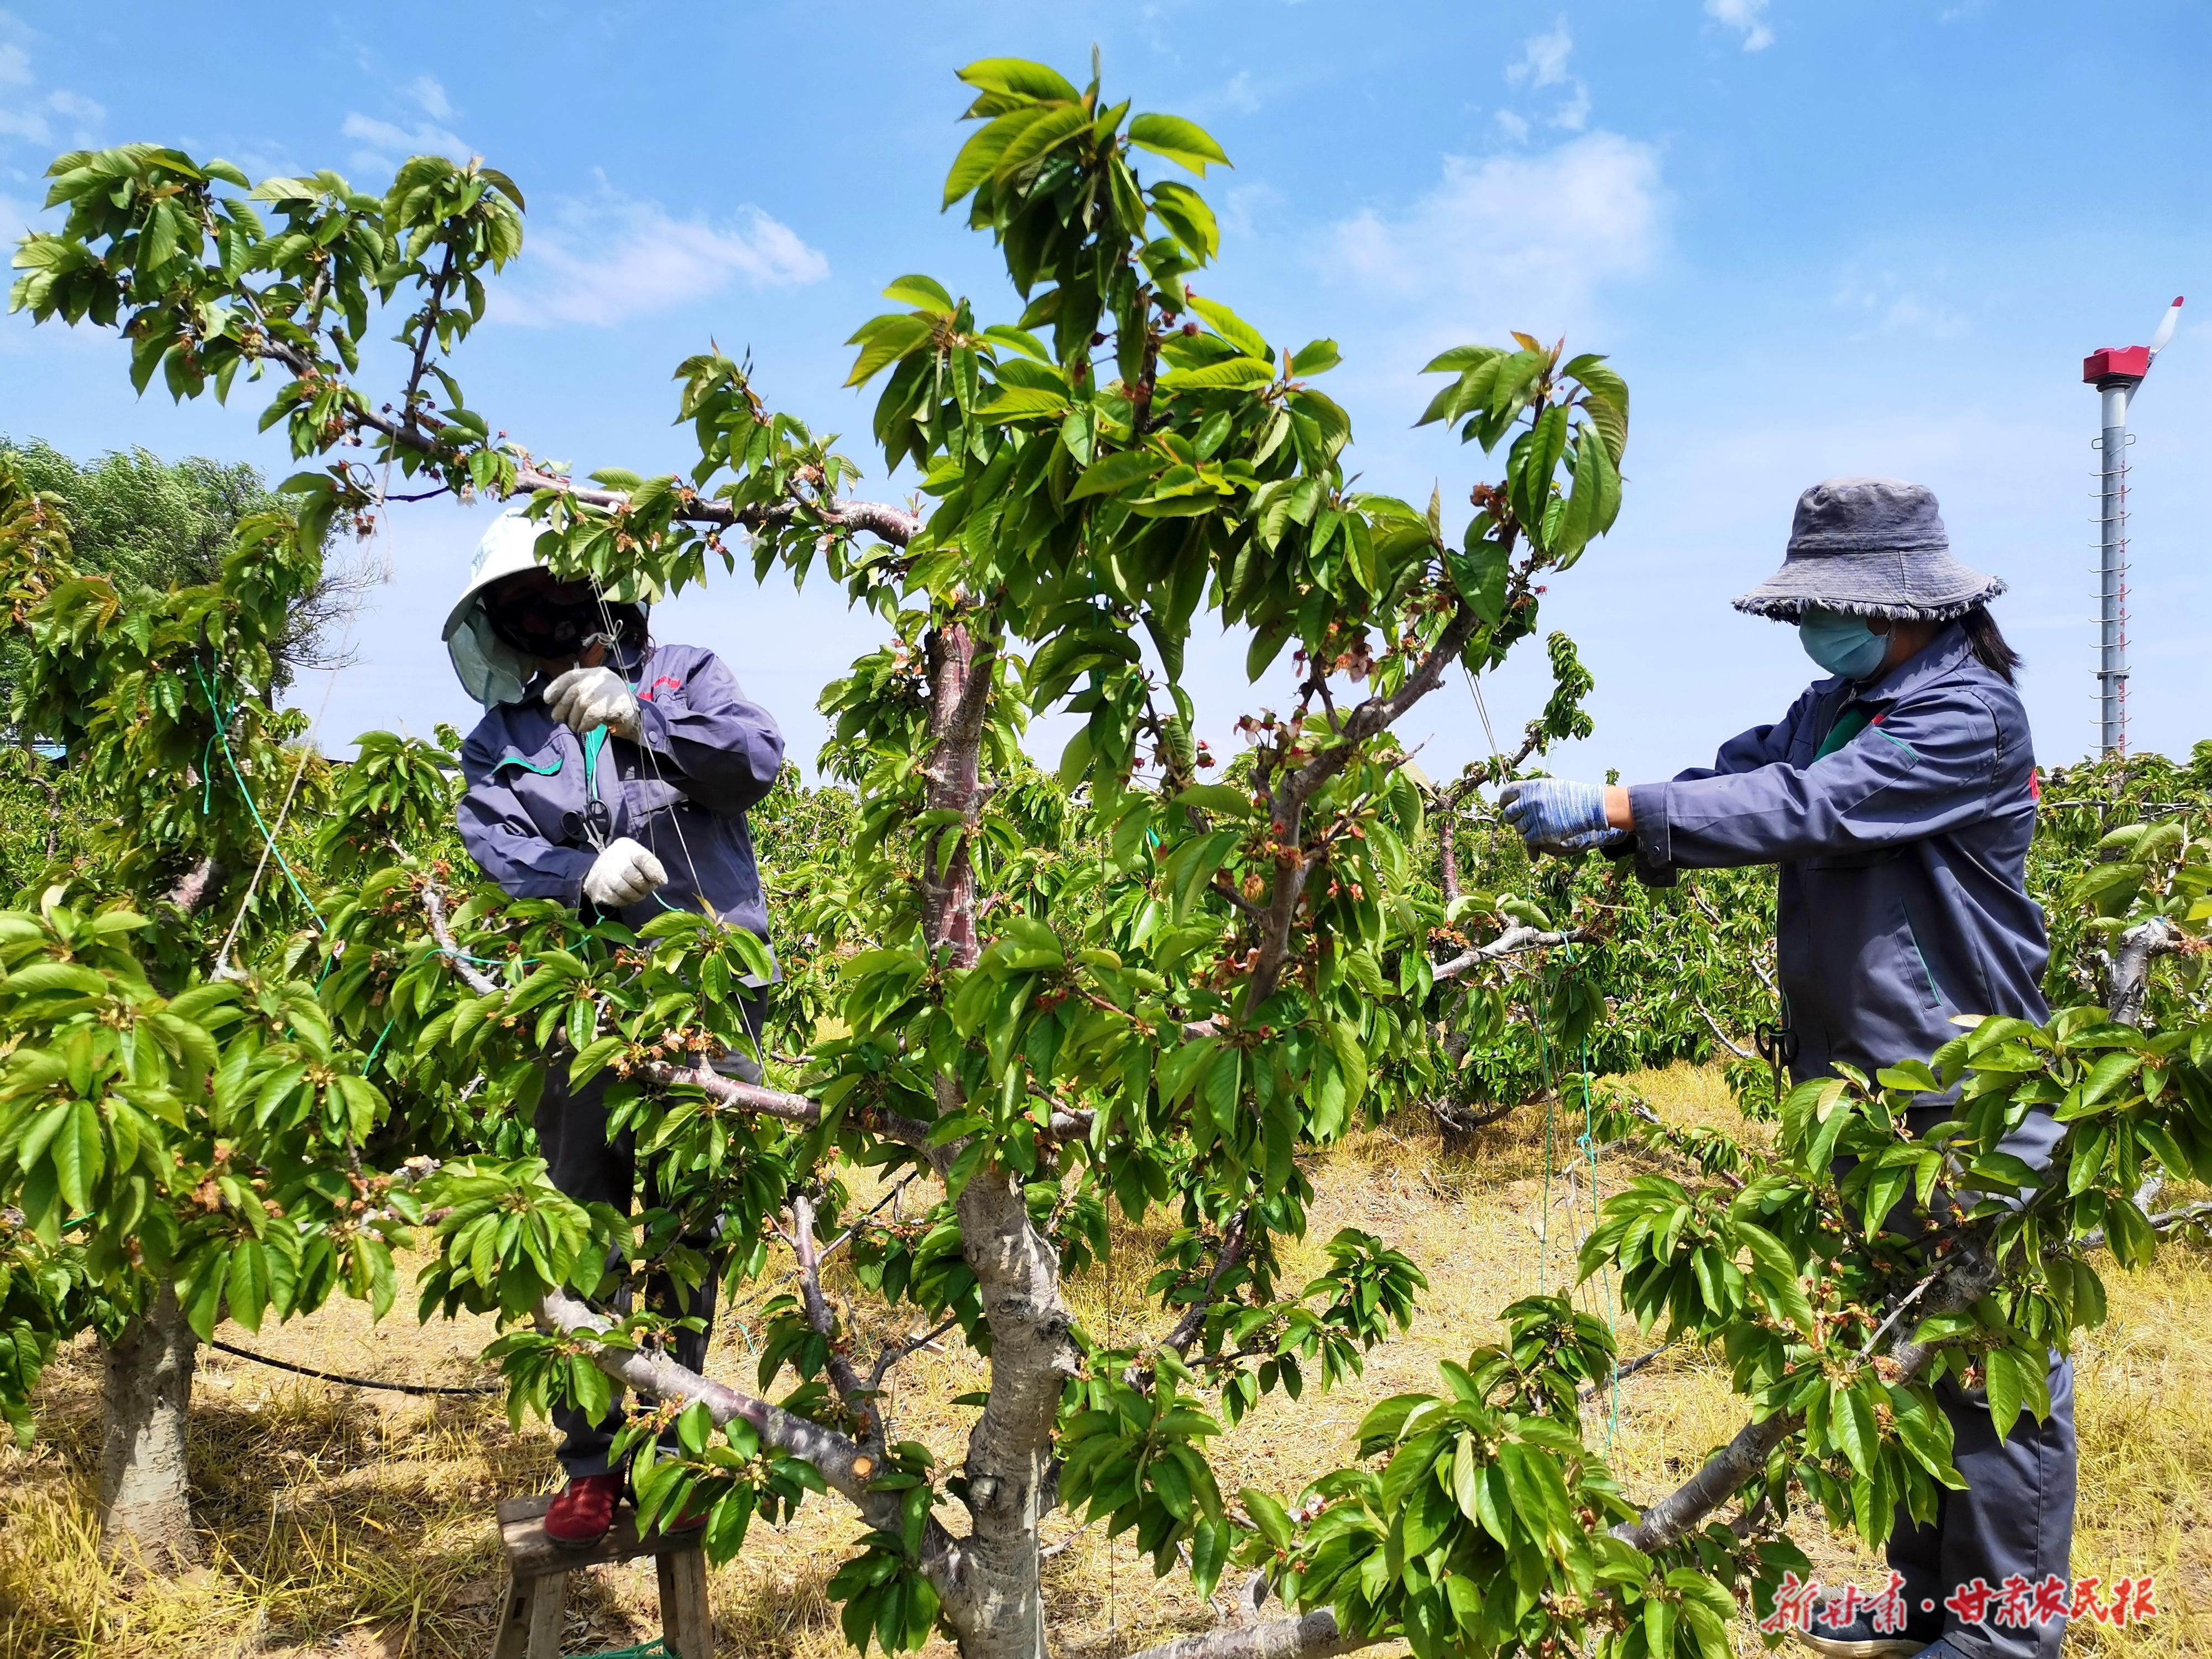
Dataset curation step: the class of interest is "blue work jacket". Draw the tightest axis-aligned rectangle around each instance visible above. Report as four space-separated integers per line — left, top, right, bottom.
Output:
1626 624 2051 1139
456 641 785 950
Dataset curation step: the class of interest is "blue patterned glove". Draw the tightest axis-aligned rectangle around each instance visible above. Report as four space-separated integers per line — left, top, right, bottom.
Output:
1498 779 1612 849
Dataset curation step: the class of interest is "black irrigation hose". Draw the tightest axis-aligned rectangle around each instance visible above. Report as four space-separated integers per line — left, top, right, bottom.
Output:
207 1337 502 1397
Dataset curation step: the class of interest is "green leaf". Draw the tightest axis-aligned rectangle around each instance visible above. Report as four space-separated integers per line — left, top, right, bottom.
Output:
957 58 1083 104
1127 114 1232 175
1288 339 1340 377
881 274 955 316
1188 295 1269 362
976 386 1071 421
1983 1345 2025 1442
1070 450 1161 501
1148 181 1219 263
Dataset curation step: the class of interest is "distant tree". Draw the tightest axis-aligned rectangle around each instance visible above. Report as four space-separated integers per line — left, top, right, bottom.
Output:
0 437 368 697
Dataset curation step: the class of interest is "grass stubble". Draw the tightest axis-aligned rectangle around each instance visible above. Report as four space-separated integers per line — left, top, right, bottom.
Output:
0 1064 2201 1657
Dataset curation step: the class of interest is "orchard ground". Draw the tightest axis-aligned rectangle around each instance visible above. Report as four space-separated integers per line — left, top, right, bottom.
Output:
3 1064 2204 1659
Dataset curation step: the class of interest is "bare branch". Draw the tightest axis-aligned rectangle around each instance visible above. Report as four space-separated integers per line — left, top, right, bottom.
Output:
1692 999 1755 1063
421 882 500 995
1160 1209 1253 1360
1432 924 1584 982
869 1314 963 1391
793 1192 881 1439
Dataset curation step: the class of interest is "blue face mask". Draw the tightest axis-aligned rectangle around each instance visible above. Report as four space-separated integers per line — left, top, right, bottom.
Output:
1797 608 1891 680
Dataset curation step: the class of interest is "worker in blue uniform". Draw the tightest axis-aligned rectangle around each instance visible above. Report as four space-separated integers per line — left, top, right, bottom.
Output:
1500 478 2074 1659
445 508 785 1546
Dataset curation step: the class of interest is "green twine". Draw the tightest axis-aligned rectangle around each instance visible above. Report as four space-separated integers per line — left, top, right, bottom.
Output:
1531 943 1624 1453
191 661 323 924
363 1011 398 1067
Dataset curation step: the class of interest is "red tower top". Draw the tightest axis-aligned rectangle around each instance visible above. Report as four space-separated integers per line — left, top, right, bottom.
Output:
2084 345 2152 385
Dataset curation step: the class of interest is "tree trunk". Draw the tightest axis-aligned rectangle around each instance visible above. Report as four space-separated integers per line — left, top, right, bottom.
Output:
921 620 991 969
98 1287 202 1569
941 1167 1080 1659
912 611 1079 1658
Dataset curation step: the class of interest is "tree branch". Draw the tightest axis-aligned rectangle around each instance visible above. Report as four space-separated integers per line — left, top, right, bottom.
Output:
1119 1610 1374 1659
1692 999 1755 1063
1432 924 1584 982
1160 1209 1252 1360
1616 1239 2002 1553
536 1286 879 1500
793 1191 883 1441
1242 602 1486 1015
421 881 500 995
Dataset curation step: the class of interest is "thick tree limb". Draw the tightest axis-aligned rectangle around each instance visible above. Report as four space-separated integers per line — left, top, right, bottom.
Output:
536 1286 877 1499
1119 1610 1371 1659
639 1060 822 1125
1618 1241 2001 1553
2109 916 2183 1027
161 856 227 917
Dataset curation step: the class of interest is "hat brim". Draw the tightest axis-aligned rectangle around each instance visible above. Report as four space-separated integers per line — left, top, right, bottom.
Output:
1733 550 2006 622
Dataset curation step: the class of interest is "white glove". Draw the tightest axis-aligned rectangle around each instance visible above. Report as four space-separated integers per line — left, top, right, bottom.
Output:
582 837 668 908
545 665 641 742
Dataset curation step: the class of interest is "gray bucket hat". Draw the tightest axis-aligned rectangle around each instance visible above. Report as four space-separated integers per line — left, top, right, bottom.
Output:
1733 477 2006 622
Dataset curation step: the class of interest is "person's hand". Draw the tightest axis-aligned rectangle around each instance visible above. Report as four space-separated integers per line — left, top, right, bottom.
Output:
582 837 667 907
1498 779 1615 851
545 665 641 741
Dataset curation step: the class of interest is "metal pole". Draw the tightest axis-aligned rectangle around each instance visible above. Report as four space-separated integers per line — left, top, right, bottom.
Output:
2096 382 2131 757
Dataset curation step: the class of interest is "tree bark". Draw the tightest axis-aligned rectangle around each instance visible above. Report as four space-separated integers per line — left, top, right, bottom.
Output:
97 1286 202 1569
920 619 993 971
2107 916 2179 1027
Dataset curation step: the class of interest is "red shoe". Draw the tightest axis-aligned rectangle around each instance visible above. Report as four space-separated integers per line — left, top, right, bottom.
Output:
544 1471 625 1546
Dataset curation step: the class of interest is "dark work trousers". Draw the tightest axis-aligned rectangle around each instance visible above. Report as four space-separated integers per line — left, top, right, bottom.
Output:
1886 1355 2077 1659
536 1003 765 1479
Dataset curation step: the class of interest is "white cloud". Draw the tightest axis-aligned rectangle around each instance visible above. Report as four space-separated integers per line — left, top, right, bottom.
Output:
1832 269 1970 339
1224 71 1261 114
406 74 453 121
1705 0 1775 51
1508 20 1574 88
1502 22 1590 133
1324 132 1665 333
494 187 829 328
0 24 103 148
342 111 471 174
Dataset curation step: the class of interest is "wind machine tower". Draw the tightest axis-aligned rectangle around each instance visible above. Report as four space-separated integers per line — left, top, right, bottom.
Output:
2083 296 2183 757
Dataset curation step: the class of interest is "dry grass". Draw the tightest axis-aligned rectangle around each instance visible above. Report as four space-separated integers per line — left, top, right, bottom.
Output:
1 1063 2204 1656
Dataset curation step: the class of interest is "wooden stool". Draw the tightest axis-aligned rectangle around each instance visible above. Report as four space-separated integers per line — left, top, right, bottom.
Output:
489 1494 712 1659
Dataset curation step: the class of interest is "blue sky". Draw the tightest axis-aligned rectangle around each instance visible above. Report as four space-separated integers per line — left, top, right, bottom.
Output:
4 0 2208 787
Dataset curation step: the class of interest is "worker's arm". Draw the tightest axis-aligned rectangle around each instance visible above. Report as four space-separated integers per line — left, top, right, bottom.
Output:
457 731 597 905
1591 688 1829 836
1624 687 2000 870
632 649 786 817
